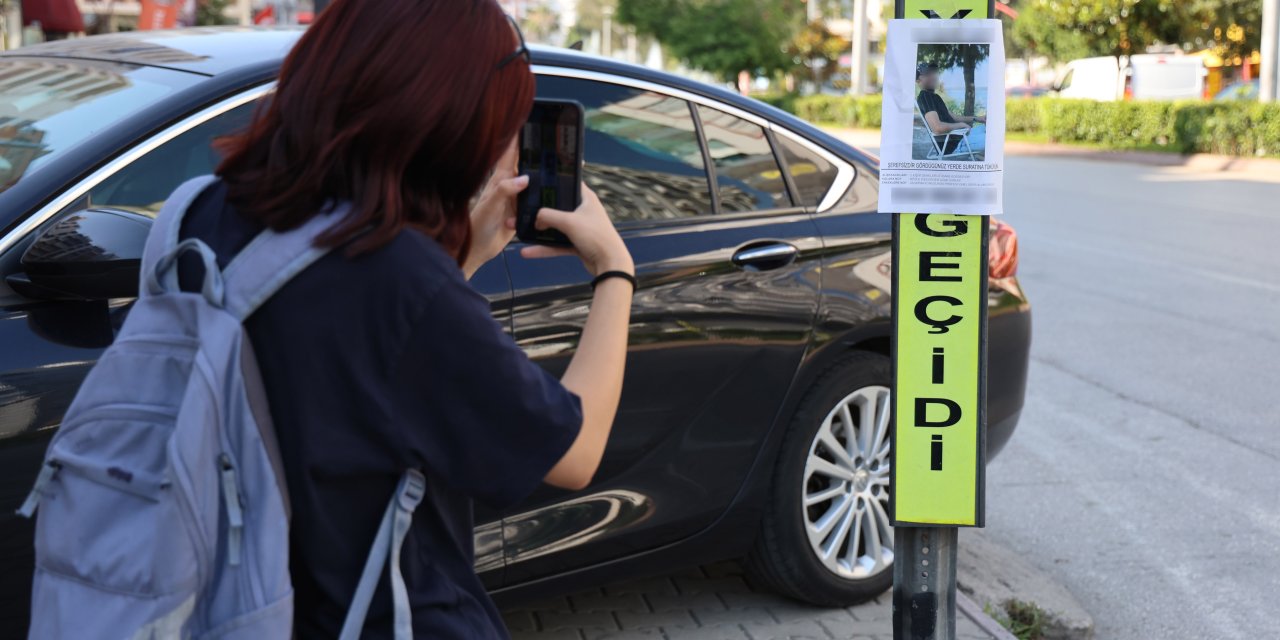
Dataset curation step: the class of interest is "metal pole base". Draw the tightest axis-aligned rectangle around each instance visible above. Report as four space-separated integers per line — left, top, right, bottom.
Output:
893 527 959 640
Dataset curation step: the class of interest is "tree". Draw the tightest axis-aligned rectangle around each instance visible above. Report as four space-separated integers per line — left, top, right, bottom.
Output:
917 44 988 116
1000 12 1035 61
1011 0 1199 62
1011 0 1263 65
617 0 805 83
574 0 618 32
195 0 234 26
566 0 661 66
521 2 560 44
567 0 617 47
787 20 849 86
1187 0 1263 62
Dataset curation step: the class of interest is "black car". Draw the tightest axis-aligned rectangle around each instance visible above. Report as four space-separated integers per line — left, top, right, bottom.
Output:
0 28 1031 629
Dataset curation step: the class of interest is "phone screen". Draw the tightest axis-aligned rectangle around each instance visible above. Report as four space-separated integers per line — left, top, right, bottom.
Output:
517 100 584 246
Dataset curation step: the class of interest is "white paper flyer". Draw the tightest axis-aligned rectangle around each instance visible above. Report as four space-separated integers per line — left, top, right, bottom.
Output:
877 19 1006 215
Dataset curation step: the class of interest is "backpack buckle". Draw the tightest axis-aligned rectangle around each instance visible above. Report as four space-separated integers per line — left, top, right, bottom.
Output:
219 454 245 566
16 461 61 518
396 470 426 512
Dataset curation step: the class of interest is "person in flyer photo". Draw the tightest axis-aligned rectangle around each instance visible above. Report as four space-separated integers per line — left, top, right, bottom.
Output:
915 61 988 161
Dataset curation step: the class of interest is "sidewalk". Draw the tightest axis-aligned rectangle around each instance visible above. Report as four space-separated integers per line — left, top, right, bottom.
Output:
828 127 1280 181
504 562 1000 640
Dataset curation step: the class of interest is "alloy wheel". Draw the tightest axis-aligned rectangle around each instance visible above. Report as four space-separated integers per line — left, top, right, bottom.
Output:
801 385 893 580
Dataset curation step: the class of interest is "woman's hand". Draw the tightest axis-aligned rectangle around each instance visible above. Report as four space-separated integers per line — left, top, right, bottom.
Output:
520 185 634 277
464 140 527 279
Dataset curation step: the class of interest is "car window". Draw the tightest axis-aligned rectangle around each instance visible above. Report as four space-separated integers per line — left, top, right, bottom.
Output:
0 58 202 193
833 159 877 212
695 105 790 212
535 75 713 222
0 97 256 303
85 102 256 214
775 133 841 209
1058 69 1074 91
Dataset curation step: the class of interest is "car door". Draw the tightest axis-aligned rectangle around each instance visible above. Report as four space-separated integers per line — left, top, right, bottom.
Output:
0 89 515 600
499 70 823 584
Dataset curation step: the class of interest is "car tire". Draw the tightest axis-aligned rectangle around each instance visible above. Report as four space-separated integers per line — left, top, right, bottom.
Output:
745 350 895 607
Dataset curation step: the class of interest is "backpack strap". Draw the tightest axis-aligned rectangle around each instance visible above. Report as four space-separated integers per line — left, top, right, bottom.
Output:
219 202 351 321
140 175 220 297
339 469 427 640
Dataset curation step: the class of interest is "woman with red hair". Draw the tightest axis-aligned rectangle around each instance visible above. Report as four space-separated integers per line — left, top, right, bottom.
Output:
178 0 634 636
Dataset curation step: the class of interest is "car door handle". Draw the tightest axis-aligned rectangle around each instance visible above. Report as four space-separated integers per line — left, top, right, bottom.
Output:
732 242 798 271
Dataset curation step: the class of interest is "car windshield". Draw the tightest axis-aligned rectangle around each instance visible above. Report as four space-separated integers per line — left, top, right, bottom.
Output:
0 57 200 193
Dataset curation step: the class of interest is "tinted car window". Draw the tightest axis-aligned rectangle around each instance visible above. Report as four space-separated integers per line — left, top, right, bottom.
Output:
0 58 201 193
776 134 841 209
86 102 256 214
535 75 712 222
695 105 790 213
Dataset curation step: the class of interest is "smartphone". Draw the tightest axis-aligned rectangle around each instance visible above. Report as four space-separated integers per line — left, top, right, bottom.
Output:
516 99 585 247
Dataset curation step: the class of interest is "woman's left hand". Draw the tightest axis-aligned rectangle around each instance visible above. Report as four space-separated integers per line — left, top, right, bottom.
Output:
464 140 528 279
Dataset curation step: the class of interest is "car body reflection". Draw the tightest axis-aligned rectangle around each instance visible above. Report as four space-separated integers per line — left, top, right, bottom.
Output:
503 490 653 565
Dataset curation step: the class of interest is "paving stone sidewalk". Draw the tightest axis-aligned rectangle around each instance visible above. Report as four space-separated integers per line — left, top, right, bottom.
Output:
504 562 994 640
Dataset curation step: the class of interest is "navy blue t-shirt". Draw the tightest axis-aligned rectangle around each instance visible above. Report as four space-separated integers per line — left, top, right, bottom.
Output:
917 89 956 124
178 182 583 638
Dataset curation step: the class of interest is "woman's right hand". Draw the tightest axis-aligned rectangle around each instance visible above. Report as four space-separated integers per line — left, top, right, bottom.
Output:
520 185 634 276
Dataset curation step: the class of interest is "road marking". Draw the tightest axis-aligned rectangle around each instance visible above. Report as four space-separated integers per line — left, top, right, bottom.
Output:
1036 238 1280 295
1033 355 1280 463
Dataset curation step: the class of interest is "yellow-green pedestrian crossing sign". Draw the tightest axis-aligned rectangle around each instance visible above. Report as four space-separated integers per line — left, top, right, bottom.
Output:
889 0 993 528
891 214 987 526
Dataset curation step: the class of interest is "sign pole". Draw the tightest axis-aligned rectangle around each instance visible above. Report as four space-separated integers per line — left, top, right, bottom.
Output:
1263 0 1278 102
889 1 995 639
893 526 959 639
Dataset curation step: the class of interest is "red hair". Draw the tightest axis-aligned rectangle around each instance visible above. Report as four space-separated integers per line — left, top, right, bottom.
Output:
216 0 535 264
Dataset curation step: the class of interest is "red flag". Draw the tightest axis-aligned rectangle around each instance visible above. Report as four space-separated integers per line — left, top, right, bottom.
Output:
138 0 180 30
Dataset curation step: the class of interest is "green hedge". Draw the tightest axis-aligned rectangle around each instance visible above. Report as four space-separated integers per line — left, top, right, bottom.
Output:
784 95 1280 157
1004 98 1041 133
791 94 884 129
754 91 799 114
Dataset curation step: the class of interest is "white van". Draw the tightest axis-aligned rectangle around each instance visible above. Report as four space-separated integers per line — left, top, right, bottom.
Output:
1053 54 1206 101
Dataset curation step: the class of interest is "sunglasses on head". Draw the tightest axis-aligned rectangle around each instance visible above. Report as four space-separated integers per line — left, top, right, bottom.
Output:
496 14 531 70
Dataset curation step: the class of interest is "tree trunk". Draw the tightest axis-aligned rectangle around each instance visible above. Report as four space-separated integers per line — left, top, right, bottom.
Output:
964 59 976 116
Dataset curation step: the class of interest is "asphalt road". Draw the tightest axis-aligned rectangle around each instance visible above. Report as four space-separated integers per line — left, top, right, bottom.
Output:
987 156 1280 639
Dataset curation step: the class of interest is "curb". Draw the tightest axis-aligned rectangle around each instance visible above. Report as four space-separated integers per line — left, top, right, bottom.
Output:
824 127 1280 177
958 591 1019 640
1003 139 1280 175
957 530 1095 640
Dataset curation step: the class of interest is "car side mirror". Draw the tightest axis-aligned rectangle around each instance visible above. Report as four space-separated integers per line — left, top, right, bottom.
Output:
5 208 152 301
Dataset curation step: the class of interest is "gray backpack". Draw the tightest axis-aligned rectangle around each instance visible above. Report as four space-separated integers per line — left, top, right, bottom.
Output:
18 175 424 639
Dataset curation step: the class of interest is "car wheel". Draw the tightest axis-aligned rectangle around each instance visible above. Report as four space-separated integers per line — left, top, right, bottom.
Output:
746 351 894 607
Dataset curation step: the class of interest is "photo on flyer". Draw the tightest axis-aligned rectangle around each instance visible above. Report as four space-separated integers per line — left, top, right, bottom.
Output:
913 43 990 162
877 19 1005 215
